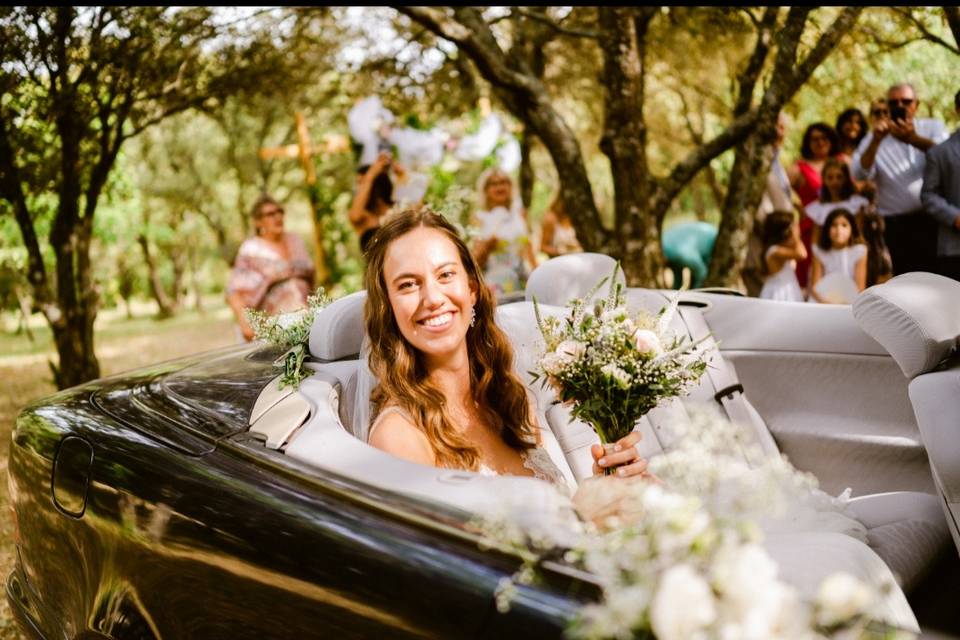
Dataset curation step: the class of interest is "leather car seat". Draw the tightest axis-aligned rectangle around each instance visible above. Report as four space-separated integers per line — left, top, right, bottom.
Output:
853 272 960 558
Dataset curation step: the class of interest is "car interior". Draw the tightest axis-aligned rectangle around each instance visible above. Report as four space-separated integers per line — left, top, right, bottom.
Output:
244 252 960 634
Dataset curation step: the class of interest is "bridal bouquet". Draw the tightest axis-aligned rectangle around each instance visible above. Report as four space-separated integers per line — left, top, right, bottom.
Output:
247 289 331 389
474 406 908 640
532 264 709 450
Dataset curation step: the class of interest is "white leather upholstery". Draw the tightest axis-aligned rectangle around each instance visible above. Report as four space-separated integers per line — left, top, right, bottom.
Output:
523 255 951 596
852 274 960 558
847 491 952 592
852 272 960 379
308 290 367 360
524 252 624 307
908 361 960 553
909 363 960 504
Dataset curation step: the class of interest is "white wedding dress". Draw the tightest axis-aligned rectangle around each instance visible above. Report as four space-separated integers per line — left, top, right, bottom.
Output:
368 405 569 489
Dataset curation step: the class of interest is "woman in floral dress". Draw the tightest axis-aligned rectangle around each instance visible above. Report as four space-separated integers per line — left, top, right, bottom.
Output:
227 195 315 341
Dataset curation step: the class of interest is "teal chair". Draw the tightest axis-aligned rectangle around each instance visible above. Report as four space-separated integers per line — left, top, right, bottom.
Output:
661 221 717 289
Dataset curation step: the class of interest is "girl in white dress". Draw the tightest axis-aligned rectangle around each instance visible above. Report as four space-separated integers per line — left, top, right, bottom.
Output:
803 158 869 239
759 211 807 302
809 208 867 304
362 207 650 485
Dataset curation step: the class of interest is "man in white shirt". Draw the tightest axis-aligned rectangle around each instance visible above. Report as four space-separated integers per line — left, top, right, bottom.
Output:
853 83 948 275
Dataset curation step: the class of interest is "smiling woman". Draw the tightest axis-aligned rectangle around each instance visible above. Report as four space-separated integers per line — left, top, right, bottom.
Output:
361 208 649 483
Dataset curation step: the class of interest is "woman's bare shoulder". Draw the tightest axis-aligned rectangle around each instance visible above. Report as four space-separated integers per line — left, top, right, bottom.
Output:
368 407 435 466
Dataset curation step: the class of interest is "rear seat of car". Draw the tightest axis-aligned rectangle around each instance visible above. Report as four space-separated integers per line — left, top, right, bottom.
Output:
522 253 951 596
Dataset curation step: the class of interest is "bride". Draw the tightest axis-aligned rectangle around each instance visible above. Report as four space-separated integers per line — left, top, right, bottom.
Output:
362 207 650 483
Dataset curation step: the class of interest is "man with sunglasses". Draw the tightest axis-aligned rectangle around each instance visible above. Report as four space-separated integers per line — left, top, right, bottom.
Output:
921 89 960 281
853 83 948 275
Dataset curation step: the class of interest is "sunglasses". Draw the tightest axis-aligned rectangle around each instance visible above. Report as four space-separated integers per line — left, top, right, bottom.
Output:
887 98 914 106
259 207 285 218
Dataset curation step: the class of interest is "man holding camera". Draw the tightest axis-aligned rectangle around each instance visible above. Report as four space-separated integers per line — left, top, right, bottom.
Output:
853 83 948 275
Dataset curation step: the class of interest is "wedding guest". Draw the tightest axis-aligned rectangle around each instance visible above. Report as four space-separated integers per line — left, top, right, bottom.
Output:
920 88 960 281
471 168 538 297
787 122 839 289
809 208 867 305
348 151 406 254
227 195 315 342
835 107 871 193
540 192 582 258
804 158 869 240
363 207 649 480
857 98 893 203
759 211 806 302
744 112 796 297
853 82 949 275
835 108 869 163
860 211 894 287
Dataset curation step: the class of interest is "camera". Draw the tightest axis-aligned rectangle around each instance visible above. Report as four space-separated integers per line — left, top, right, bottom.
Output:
889 105 907 122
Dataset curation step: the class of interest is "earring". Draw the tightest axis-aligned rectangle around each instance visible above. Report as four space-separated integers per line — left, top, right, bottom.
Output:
470 307 476 327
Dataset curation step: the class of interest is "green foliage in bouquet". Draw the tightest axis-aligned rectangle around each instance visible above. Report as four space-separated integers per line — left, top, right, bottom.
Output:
532 264 710 446
246 289 331 390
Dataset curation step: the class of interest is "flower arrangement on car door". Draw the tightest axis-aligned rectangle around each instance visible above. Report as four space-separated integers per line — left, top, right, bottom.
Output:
247 288 331 389
532 264 710 462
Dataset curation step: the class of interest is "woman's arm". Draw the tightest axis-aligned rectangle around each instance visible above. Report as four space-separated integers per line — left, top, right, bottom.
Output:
348 154 391 233
471 234 498 270
226 291 255 341
854 252 867 292
809 254 827 303
787 162 803 190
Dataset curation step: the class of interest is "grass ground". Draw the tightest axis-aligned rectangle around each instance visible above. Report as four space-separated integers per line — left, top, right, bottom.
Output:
0 300 238 639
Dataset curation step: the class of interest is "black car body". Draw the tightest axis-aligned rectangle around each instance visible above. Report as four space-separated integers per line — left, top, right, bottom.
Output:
7 345 590 639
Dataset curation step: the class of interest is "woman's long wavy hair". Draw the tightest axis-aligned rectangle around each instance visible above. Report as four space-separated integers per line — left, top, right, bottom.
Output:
363 207 537 470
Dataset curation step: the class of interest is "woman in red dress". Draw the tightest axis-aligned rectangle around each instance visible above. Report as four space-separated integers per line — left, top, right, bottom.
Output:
787 122 839 291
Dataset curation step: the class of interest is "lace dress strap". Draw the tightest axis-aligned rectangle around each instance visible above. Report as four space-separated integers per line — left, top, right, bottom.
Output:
521 448 569 489
367 405 414 444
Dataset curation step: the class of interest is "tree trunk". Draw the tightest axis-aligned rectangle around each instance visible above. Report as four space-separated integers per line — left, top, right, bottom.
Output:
705 114 778 288
49 306 100 389
519 127 534 210
598 8 663 286
944 7 960 50
500 88 609 252
137 234 177 319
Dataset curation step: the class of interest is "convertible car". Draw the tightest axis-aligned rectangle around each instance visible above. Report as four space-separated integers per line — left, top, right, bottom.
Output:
7 253 960 639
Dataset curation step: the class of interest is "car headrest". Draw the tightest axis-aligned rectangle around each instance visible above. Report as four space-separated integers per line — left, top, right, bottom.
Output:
525 253 624 307
495 300 566 411
852 272 960 379
309 290 367 360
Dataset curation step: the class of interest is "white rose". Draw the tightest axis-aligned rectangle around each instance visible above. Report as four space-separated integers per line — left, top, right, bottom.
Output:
540 352 568 376
633 329 664 356
815 572 873 627
651 564 717 640
556 339 586 361
542 340 585 376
